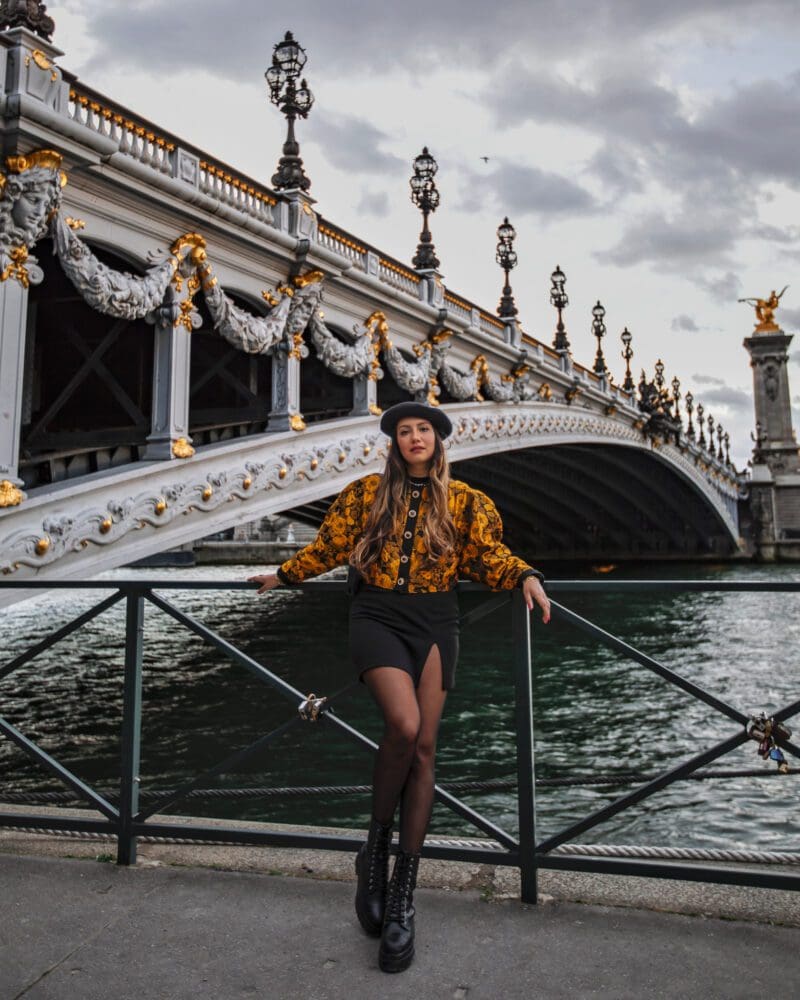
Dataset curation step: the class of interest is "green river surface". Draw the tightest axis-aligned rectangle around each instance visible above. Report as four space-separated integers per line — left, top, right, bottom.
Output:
1 562 798 851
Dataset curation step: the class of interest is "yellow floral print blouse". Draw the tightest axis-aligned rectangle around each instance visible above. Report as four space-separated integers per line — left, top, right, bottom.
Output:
277 473 540 593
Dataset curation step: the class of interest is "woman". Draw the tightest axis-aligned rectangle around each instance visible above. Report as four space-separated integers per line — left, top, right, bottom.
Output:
249 401 550 973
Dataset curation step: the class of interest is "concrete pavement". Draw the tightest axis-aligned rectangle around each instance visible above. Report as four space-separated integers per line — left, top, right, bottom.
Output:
3 852 800 1000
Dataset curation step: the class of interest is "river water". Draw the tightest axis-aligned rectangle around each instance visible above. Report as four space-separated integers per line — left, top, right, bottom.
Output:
1 562 798 851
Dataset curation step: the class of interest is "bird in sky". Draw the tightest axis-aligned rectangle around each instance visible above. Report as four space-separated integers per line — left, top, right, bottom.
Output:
480 156 490 163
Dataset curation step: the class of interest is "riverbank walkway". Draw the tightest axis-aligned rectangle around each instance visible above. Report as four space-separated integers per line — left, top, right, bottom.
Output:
4 826 800 1000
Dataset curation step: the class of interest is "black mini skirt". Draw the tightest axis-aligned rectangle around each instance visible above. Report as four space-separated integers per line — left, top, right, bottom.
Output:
349 586 460 691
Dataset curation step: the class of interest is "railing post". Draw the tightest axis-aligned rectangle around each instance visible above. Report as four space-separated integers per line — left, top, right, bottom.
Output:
117 587 144 865
512 589 538 903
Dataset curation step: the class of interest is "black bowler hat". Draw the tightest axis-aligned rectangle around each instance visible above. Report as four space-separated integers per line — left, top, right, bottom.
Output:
379 401 453 440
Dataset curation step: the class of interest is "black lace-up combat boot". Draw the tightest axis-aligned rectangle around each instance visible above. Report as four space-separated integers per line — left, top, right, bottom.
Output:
354 817 393 936
378 850 420 973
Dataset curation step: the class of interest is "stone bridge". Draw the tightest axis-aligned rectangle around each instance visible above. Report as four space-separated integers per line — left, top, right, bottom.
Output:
0 22 745 604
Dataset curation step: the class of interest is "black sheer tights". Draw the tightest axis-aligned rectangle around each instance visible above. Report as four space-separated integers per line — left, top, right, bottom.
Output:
364 647 448 854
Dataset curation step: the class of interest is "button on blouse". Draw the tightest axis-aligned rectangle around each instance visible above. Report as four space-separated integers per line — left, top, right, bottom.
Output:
277 473 540 593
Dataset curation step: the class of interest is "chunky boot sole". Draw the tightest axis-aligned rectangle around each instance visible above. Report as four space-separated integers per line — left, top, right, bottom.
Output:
354 850 383 937
378 936 415 973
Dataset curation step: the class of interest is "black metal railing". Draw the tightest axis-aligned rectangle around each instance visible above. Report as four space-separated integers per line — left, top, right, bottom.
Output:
1 579 798 902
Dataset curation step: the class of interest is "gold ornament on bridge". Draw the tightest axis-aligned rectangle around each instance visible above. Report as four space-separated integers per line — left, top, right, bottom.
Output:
0 480 24 507
471 355 490 401
289 413 307 432
172 437 195 458
293 269 325 288
170 232 207 265
537 382 553 401
288 330 305 360
26 50 58 82
738 286 788 333
0 245 32 287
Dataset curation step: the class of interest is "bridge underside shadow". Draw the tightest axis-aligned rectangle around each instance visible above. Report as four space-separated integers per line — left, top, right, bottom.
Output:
286 444 739 563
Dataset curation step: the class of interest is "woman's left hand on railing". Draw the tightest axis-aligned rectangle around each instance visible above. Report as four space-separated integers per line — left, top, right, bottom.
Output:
248 573 281 595
523 577 550 623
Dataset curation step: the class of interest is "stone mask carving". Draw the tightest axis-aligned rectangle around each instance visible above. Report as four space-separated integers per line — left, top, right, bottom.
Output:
0 149 66 287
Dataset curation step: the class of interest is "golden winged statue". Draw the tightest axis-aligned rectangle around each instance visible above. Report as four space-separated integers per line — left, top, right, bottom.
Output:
738 286 789 332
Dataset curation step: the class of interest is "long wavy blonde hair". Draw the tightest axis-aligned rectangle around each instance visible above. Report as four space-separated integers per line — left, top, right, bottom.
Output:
350 429 457 573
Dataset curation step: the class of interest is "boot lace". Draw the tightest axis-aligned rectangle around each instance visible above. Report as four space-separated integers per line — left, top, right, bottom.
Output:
366 826 390 894
385 855 416 924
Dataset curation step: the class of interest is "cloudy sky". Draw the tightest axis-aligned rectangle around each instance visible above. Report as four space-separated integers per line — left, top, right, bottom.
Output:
51 0 800 464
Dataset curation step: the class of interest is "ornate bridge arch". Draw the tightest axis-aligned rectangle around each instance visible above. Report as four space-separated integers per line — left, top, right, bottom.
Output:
0 401 741 598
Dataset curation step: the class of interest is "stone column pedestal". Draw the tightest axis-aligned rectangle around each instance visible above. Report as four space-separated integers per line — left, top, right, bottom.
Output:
0 276 29 505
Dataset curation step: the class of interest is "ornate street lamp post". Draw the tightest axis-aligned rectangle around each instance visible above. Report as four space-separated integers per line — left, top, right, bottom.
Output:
592 301 607 377
266 31 314 192
410 147 440 270
717 423 725 461
495 217 518 318
697 403 706 446
671 375 681 422
550 265 569 352
685 391 695 437
724 431 731 466
707 413 715 454
620 327 634 392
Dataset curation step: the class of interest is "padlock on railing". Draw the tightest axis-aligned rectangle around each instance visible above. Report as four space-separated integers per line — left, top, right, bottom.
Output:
747 713 792 773
298 692 328 722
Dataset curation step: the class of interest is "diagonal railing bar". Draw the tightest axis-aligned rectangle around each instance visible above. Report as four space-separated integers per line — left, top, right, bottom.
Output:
148 591 519 850
0 592 124 683
774 697 800 724
459 594 511 628
0 714 119 820
135 715 302 822
778 738 800 761
136 676 359 822
317 709 519 850
550 600 749 725
536 731 746 854
147 591 311 703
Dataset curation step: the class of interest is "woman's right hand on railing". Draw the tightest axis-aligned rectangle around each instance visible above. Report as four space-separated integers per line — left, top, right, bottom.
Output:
247 573 281 595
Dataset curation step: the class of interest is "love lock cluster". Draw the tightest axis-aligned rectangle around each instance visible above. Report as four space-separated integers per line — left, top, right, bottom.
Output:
748 714 792 773
298 692 327 722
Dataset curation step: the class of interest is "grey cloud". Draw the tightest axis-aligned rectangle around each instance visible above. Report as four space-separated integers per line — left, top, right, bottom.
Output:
306 114 405 175
746 222 800 245
458 161 597 220
779 306 800 329
586 143 645 198
682 73 800 189
78 1 800 81
354 189 391 217
790 351 800 364
671 315 700 332
599 211 739 268
697 271 743 303
695 385 752 413
479 54 800 273
692 374 726 386
490 68 682 144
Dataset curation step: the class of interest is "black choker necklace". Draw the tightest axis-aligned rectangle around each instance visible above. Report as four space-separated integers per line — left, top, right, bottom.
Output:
407 475 430 486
